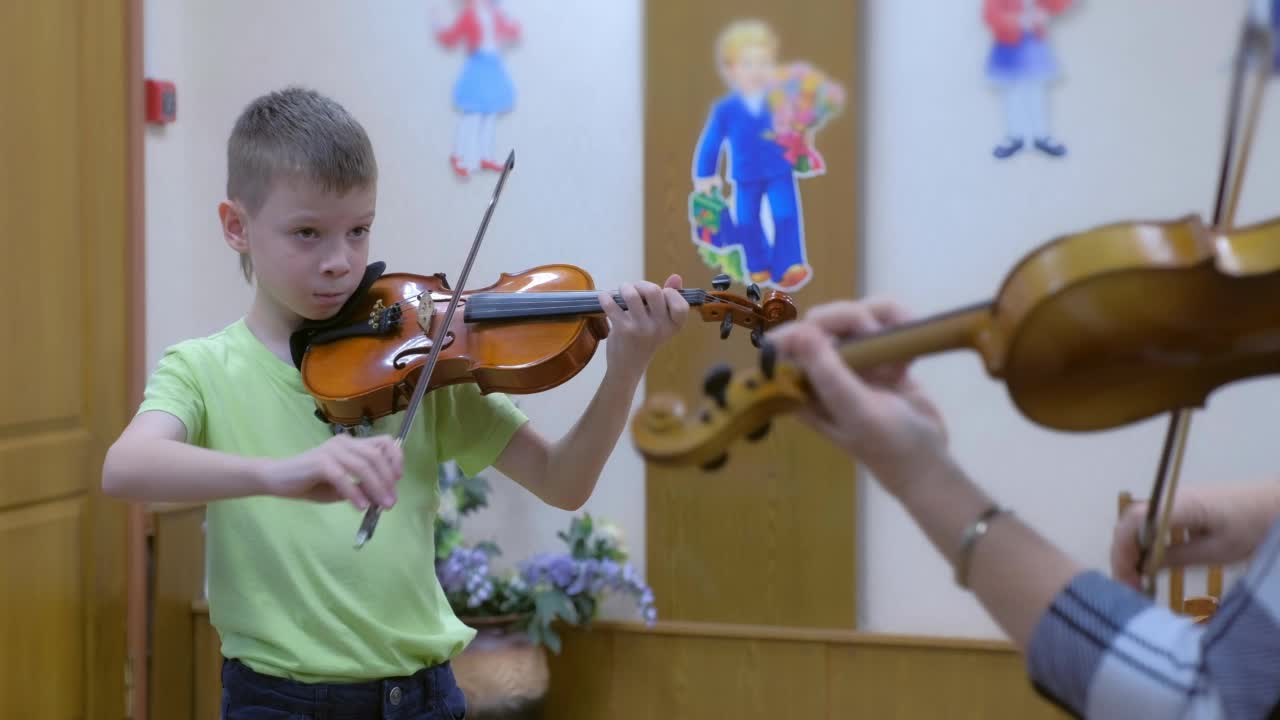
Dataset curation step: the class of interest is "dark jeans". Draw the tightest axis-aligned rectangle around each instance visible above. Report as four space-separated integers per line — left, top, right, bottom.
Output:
221 657 467 720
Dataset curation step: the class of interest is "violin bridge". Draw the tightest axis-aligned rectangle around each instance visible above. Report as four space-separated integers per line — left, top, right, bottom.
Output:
417 300 432 335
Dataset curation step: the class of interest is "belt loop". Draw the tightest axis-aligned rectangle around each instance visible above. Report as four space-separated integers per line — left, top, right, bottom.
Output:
314 683 328 720
422 663 436 700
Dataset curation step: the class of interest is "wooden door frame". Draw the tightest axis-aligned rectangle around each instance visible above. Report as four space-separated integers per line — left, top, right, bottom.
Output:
125 0 148 717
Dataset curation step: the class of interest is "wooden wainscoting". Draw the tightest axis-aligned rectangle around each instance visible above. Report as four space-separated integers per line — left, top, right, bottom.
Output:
149 503 208 720
544 621 1071 719
193 600 222 720
189 611 1070 719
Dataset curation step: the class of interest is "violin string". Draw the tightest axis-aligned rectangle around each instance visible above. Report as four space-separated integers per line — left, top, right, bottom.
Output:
377 290 739 322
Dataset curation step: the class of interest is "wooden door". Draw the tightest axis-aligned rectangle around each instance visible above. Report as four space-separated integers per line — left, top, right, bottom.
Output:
644 0 861 627
0 0 136 717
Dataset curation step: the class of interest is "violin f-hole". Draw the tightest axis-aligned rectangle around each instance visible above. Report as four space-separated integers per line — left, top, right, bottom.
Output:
392 333 455 369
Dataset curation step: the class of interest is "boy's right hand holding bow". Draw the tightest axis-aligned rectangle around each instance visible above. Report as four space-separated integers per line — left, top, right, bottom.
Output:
102 410 403 510
264 433 403 510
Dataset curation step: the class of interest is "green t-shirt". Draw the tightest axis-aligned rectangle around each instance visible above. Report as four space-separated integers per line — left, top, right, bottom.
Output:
137 318 527 682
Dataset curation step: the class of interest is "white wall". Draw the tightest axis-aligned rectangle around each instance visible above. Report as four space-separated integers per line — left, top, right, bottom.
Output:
143 0 649 615
859 0 1280 637
145 0 1280 637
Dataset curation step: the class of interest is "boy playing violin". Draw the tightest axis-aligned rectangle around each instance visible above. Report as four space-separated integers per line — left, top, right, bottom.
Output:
102 86 689 718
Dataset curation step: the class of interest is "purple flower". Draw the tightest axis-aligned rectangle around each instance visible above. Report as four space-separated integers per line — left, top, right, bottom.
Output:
437 546 493 608
521 553 577 590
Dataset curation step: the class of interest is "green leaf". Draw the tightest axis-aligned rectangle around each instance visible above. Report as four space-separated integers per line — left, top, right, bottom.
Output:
453 473 492 516
543 626 562 655
435 527 464 560
534 588 579 626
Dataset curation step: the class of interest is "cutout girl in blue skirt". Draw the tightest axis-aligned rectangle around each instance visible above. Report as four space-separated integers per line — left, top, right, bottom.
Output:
983 0 1073 159
435 0 520 177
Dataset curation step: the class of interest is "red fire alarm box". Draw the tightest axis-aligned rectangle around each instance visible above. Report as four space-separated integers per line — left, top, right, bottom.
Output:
145 79 176 124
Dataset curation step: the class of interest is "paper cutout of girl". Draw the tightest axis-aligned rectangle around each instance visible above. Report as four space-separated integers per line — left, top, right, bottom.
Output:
1272 0 1280 72
434 0 520 178
983 0 1073 159
688 20 845 293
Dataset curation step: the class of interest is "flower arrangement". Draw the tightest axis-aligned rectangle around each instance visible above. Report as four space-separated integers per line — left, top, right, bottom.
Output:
434 462 657 654
765 61 846 175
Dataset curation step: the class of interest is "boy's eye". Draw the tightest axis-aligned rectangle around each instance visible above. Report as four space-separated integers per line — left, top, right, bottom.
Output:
350 226 370 239
294 227 319 240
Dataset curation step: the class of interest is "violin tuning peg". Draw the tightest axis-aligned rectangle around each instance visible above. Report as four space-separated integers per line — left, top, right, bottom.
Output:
720 314 733 340
759 339 777 380
701 453 729 471
750 327 763 348
703 363 733 408
711 273 732 291
746 421 771 442
747 283 761 302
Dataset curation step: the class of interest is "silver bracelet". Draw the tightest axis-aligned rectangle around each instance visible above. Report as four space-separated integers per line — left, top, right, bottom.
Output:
955 504 1011 589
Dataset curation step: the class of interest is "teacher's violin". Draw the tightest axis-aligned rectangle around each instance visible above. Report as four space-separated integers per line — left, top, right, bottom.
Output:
287 152 797 547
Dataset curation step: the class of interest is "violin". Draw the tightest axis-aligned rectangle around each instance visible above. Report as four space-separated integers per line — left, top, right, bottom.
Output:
631 211 1280 464
298 264 796 427
288 151 797 547
632 16 1276 597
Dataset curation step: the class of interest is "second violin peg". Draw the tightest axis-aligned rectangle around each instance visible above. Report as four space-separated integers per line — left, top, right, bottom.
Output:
712 273 731 291
759 339 777 380
720 314 733 339
747 283 761 302
701 453 729 471
703 363 733 408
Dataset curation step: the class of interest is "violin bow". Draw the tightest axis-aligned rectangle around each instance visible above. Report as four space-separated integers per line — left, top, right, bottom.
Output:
354 149 516 549
1136 15 1274 596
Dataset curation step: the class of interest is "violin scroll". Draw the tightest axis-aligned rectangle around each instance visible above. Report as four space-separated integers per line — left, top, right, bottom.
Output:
633 347 810 470
694 273 798 347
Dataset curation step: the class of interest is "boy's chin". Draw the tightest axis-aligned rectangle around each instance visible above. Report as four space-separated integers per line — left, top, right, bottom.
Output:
295 300 348 323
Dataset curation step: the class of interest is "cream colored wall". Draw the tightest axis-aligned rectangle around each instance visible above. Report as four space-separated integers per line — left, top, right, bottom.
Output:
145 0 1280 635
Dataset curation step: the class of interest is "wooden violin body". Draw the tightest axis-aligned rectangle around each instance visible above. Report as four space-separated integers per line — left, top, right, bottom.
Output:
303 265 606 426
632 213 1280 468
300 264 798 427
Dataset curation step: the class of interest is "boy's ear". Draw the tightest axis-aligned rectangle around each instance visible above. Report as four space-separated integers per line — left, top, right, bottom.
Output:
219 201 249 253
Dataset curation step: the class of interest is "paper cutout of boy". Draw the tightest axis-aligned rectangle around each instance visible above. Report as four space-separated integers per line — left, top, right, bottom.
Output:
983 0 1073 159
691 20 813 292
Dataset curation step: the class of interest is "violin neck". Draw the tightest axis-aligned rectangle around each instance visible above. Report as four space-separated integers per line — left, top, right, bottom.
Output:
463 289 709 322
835 302 993 371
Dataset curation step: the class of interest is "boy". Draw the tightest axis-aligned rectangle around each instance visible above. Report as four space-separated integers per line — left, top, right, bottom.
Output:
102 86 689 718
691 19 811 291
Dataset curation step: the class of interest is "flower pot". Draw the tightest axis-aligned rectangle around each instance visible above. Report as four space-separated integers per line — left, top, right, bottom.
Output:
452 615 549 720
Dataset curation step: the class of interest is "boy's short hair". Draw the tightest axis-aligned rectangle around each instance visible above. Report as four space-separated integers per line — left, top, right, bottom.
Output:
716 19 779 67
226 86 377 282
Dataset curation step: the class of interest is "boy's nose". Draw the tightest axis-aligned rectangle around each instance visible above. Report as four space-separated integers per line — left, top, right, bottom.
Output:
321 253 351 276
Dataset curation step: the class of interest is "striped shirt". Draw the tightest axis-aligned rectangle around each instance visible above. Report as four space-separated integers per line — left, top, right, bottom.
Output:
1026 519 1280 718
